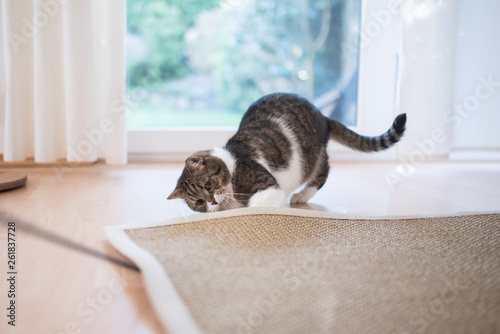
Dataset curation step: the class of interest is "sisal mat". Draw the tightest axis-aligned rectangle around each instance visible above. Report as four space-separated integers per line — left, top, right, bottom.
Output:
105 208 500 334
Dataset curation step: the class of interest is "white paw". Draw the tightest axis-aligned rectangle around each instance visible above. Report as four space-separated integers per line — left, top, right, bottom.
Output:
249 188 287 208
290 187 318 204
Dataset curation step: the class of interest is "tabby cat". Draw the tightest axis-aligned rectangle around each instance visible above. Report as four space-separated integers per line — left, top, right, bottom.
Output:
168 93 406 212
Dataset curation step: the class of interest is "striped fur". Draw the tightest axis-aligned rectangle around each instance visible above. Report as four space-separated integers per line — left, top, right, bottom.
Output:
327 114 407 152
168 93 407 212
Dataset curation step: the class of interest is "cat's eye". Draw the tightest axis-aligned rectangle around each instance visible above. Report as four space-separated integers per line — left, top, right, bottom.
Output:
204 181 212 190
196 199 205 206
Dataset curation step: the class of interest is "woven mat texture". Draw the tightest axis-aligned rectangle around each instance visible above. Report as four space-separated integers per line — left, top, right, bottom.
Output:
125 213 500 334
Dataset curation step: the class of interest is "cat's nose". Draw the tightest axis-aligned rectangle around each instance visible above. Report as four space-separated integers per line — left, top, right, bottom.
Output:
211 199 218 205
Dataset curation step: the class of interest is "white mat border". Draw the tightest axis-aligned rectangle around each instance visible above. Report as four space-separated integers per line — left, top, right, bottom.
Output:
108 206 500 231
104 207 500 334
104 228 203 334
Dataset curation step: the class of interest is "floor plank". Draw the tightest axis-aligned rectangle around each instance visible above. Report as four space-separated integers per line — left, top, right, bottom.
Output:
0 161 499 334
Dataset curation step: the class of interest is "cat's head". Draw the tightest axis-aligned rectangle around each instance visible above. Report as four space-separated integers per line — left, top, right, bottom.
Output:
167 151 232 212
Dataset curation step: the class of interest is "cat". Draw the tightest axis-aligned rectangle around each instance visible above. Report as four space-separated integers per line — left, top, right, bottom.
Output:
168 93 406 212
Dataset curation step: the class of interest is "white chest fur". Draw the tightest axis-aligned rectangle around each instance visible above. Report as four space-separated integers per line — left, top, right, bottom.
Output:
256 117 303 197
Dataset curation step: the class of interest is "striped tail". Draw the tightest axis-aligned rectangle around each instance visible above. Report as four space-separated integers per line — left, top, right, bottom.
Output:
326 114 407 152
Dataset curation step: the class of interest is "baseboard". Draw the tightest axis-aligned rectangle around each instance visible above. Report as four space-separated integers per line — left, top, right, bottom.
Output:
0 155 97 168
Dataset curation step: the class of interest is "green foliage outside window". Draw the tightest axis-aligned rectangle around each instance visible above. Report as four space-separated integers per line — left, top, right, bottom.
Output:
126 0 359 127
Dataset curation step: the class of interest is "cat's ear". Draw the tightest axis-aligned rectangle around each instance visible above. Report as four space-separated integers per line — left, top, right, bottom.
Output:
186 155 205 170
167 186 185 200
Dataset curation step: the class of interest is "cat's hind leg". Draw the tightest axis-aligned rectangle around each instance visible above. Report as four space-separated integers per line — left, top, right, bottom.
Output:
248 187 287 208
290 154 329 204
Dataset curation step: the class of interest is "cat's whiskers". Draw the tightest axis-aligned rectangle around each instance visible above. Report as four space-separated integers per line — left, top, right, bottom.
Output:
223 193 248 207
221 199 230 211
223 197 236 211
223 192 252 197
223 195 245 209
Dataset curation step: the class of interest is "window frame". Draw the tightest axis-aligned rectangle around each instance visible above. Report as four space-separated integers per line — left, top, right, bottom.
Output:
127 0 400 161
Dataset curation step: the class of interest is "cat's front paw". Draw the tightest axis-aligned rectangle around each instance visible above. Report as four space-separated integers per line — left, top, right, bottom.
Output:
290 193 307 204
248 188 287 208
290 187 318 204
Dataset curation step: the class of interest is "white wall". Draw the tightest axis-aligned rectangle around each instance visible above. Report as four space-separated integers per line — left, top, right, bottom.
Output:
452 0 500 151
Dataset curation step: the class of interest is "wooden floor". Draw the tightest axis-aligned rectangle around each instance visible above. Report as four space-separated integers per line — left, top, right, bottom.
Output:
1 161 499 334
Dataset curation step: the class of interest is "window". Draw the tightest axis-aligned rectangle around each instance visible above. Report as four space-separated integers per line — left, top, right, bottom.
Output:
127 0 400 160
127 0 361 127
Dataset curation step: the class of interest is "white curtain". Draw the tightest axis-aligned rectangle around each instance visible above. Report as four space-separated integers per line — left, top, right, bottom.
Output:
396 0 500 160
0 0 127 164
